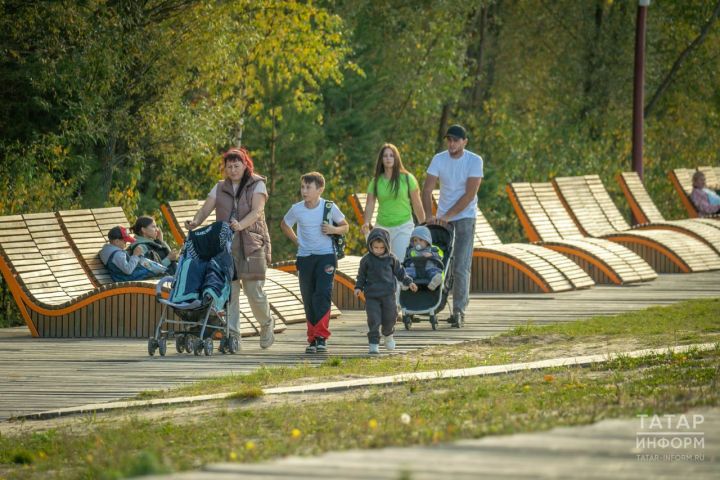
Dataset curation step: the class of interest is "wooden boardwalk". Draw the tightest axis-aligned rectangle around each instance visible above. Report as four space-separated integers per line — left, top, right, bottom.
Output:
1 271 719 420
143 407 719 479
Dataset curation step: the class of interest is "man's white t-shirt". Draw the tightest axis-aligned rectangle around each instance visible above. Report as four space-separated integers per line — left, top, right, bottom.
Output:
427 149 483 221
283 199 345 257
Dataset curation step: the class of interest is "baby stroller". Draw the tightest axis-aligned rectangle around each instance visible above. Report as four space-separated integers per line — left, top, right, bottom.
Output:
399 223 454 330
148 221 236 357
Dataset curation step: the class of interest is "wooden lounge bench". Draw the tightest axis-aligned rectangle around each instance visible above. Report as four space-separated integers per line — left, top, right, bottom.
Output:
56 207 274 337
553 175 720 273
668 167 720 219
507 182 658 284
0 212 179 338
161 200 346 316
348 191 594 293
161 200 215 246
617 172 720 253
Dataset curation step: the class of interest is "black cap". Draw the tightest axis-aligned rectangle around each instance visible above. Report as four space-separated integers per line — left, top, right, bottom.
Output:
444 124 467 140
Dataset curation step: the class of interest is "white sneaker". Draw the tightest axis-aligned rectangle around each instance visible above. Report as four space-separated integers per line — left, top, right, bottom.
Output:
384 335 396 350
259 316 275 349
428 273 443 291
368 343 380 354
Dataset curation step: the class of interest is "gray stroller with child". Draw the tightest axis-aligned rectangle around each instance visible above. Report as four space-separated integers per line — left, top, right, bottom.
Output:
148 221 237 357
399 223 454 330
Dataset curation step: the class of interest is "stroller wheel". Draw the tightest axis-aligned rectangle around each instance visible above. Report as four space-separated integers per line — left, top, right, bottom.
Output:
158 337 167 357
203 338 214 356
147 338 158 356
228 335 239 354
186 335 196 354
430 315 438 331
175 334 185 353
403 315 412 330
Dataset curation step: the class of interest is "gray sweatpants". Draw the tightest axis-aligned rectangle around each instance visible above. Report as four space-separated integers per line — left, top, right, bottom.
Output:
365 294 396 344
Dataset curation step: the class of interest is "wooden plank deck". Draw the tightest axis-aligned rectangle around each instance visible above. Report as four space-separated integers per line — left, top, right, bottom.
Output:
1 271 719 420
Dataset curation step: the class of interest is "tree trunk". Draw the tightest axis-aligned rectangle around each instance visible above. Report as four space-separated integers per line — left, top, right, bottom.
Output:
436 103 451 152
644 0 720 118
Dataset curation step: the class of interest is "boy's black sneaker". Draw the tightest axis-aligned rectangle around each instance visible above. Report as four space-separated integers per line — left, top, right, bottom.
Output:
315 337 327 353
305 339 317 354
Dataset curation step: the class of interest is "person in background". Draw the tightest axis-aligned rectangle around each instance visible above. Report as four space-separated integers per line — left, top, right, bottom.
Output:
99 226 160 282
130 216 178 275
361 143 425 259
690 170 720 216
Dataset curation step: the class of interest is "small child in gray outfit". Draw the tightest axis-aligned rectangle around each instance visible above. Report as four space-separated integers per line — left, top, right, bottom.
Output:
354 228 417 354
404 225 444 291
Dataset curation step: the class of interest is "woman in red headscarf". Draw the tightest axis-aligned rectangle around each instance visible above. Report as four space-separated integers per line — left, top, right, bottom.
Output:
187 147 275 349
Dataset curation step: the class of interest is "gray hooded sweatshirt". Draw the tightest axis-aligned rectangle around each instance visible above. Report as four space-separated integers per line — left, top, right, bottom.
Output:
99 243 142 274
354 228 413 298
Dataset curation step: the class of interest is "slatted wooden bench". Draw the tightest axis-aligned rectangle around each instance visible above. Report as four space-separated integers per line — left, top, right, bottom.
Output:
432 191 594 293
507 182 658 285
617 172 720 254
161 200 215 245
56 207 271 337
347 192 379 228
668 167 720 219
0 212 180 338
161 200 345 316
554 175 720 273
348 191 594 293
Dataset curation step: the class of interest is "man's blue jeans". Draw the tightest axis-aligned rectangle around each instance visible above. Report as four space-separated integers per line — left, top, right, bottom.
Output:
449 216 475 315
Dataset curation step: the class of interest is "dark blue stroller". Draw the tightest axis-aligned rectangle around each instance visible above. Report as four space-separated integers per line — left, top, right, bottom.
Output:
148 221 235 356
399 223 454 330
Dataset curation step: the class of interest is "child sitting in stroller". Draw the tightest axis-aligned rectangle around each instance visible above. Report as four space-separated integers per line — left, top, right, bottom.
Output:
403 225 444 291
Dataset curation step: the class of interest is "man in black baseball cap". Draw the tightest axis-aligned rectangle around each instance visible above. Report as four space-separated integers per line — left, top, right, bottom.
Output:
444 124 467 140
421 123 484 328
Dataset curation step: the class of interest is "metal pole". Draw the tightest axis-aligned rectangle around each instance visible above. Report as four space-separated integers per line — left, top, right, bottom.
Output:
632 0 650 181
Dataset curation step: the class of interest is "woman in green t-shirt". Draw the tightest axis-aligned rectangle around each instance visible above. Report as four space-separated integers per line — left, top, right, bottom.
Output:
361 143 425 260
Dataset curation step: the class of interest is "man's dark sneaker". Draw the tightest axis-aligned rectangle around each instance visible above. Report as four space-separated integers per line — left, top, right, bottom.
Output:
315 337 327 352
451 312 464 328
305 339 317 354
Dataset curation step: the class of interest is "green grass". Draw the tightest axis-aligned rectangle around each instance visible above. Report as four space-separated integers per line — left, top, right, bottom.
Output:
136 298 720 399
1 346 717 480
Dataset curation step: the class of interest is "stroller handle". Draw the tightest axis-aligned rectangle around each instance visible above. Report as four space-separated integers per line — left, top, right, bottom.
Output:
155 275 175 299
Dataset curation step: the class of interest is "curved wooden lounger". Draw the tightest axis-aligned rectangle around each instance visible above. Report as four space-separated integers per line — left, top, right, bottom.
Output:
507 182 657 285
0 212 181 338
56 207 269 337
617 172 720 253
431 191 594 292
161 200 340 319
554 175 720 273
668 167 720 221
349 191 594 293
161 200 216 245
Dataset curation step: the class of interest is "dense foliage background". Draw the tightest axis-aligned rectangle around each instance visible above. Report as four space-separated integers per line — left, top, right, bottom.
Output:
2 0 720 325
